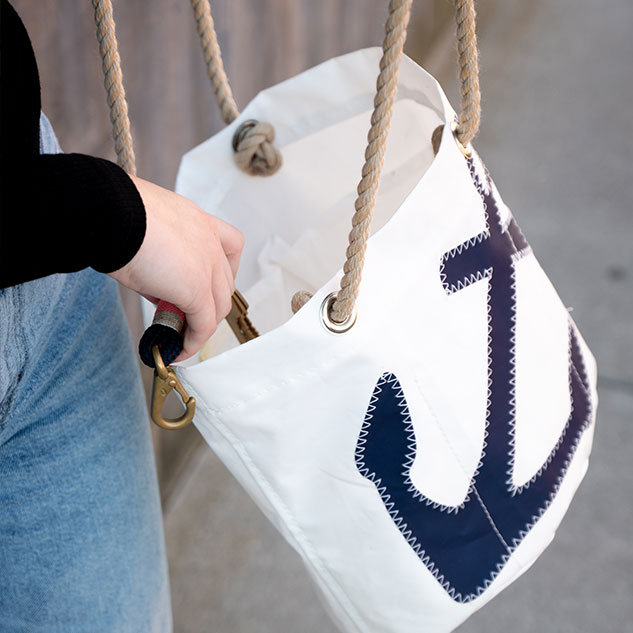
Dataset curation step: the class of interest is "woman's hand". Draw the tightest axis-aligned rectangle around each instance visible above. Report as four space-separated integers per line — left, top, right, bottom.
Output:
108 176 244 361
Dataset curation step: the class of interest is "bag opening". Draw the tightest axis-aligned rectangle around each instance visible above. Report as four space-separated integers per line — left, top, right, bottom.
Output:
199 96 442 362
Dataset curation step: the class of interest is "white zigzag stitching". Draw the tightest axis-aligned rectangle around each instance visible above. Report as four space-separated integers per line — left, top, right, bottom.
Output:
438 151 494 295
357 349 594 603
439 231 490 295
509 340 594 548
355 372 511 603
460 154 594 542
360 152 596 602
507 320 594 504
453 155 535 494
471 159 572 496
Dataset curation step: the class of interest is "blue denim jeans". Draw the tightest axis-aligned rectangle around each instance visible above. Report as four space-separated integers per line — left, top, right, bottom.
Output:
0 115 172 632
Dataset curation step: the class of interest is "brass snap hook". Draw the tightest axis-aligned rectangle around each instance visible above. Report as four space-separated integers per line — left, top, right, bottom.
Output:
150 345 196 430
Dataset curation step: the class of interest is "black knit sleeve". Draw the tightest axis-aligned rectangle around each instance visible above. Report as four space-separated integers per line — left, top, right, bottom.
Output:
0 152 146 287
0 0 147 289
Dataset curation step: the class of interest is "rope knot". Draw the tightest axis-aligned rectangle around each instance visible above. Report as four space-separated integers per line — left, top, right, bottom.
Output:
291 290 313 314
232 119 282 176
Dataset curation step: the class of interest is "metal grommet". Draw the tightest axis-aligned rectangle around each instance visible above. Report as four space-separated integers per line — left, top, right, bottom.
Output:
232 119 258 151
450 120 473 158
320 292 357 334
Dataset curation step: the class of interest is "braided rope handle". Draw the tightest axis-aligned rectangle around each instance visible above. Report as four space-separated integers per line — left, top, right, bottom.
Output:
328 0 413 324
190 0 282 176
93 0 481 338
454 0 480 147
92 0 136 176
292 0 481 322
92 0 187 369
190 0 239 125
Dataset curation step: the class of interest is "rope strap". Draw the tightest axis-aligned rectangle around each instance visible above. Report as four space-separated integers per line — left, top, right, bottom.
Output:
93 0 481 332
291 0 481 319
329 0 413 324
454 0 481 147
92 0 185 368
190 0 282 176
92 0 136 176
190 0 239 125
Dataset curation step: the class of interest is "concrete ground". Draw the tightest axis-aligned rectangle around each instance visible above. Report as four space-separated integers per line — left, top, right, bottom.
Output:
164 1 633 631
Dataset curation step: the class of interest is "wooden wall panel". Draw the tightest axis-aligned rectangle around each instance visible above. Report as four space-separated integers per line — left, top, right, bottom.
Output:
14 0 447 186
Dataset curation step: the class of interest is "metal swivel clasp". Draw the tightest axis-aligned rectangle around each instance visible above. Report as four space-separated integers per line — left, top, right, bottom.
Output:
150 345 196 430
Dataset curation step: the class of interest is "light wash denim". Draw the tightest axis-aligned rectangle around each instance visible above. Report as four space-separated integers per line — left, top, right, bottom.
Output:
0 115 172 633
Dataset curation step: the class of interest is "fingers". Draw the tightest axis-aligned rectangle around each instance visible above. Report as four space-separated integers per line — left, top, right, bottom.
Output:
177 223 238 361
215 217 244 279
175 251 235 362
221 255 236 296
212 262 234 325
177 301 217 363
118 177 245 363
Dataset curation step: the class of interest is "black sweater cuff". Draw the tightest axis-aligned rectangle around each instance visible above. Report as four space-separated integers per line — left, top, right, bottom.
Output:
0 153 146 288
45 153 147 274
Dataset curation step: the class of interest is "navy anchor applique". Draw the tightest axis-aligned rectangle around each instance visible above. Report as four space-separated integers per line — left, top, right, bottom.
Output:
355 157 594 602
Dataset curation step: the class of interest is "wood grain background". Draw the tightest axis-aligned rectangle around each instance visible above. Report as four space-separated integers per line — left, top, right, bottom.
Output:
12 0 454 499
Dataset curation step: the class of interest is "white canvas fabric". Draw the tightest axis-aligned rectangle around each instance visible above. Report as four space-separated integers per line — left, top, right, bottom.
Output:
160 48 597 633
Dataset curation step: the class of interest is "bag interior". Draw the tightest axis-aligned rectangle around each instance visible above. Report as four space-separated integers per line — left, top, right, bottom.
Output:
198 97 443 361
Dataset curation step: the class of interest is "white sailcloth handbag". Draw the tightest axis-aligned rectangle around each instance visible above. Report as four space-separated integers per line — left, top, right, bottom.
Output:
172 12 598 633
95 0 598 630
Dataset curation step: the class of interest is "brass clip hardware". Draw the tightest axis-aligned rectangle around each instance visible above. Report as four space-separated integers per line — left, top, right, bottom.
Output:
150 345 196 430
226 290 259 344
